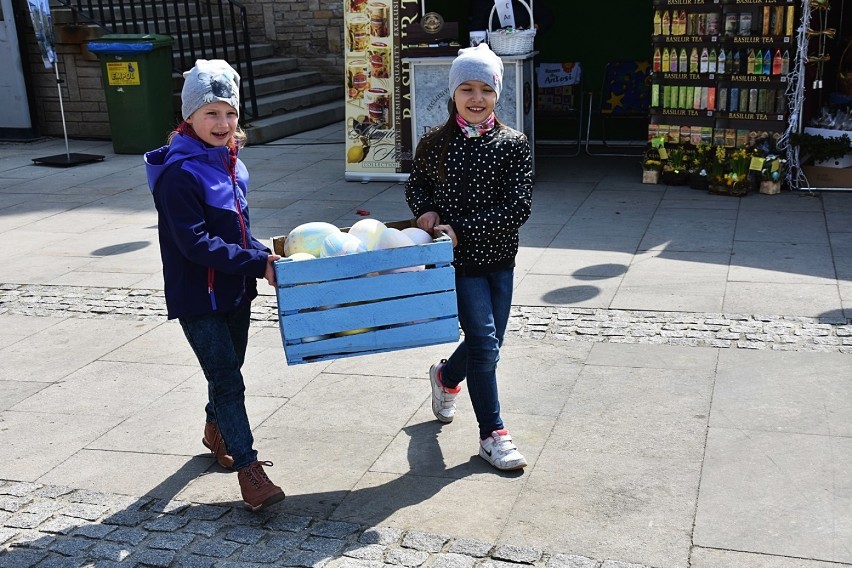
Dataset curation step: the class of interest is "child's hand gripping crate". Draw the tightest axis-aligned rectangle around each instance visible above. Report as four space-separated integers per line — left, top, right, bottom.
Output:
272 221 460 365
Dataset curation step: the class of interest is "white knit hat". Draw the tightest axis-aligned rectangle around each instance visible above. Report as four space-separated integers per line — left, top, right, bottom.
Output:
448 44 503 100
181 59 241 119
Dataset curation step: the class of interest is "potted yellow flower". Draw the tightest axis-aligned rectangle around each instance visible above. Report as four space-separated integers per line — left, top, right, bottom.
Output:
717 147 753 196
758 154 786 195
688 143 712 190
707 146 729 194
661 145 691 186
707 146 753 196
642 148 662 184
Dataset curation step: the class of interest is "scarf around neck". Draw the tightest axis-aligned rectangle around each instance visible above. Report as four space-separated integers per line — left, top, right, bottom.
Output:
455 113 496 138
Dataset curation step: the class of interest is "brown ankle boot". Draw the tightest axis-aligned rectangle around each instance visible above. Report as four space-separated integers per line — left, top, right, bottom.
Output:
238 461 285 512
202 422 234 469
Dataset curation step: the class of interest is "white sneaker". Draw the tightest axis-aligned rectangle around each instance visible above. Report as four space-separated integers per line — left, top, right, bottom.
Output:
429 360 460 423
479 429 528 471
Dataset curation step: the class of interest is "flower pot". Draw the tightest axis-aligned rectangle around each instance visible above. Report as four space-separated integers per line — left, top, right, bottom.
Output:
642 170 660 184
730 182 749 196
759 180 781 195
662 170 690 186
688 172 709 190
709 181 750 197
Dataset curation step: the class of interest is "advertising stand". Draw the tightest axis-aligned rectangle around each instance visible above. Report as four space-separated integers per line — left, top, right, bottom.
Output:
27 0 103 167
343 0 410 182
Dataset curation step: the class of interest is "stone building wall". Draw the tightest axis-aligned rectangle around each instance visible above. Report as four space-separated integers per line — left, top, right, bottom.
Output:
20 0 345 139
258 0 344 78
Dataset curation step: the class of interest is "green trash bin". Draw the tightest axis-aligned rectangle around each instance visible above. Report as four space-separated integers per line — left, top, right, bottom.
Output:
87 34 175 154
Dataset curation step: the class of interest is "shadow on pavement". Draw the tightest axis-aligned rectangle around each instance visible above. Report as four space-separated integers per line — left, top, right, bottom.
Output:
0 420 518 566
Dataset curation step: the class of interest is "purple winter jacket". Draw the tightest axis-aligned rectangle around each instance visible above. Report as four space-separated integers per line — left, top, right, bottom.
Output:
144 134 270 320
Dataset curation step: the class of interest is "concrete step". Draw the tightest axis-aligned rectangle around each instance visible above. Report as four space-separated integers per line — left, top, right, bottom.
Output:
168 59 309 103
254 84 340 116
170 43 275 69
252 70 322 96
245 101 345 145
251 57 301 78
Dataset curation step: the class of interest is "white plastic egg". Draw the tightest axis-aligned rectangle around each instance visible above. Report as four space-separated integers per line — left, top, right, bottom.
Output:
376 228 423 273
401 227 433 245
286 252 316 261
375 227 416 250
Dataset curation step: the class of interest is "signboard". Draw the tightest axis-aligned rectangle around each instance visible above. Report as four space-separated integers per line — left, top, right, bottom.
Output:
409 60 520 150
2 0 33 131
105 62 141 86
345 0 400 180
344 0 424 181
26 0 56 69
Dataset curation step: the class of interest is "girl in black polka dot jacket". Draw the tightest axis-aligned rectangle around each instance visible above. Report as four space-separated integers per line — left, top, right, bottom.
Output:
405 44 533 471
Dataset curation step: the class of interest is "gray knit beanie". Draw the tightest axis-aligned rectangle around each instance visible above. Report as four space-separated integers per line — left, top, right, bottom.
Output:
181 59 241 119
448 44 503 100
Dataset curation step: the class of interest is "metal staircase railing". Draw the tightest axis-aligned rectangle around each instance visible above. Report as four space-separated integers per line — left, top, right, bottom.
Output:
55 0 258 119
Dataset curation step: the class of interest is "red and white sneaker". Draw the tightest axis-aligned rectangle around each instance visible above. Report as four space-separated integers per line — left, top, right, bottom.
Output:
479 429 527 471
429 360 461 423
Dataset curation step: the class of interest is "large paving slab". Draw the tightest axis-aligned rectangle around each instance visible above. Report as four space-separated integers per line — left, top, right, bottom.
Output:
695 428 852 565
695 349 852 565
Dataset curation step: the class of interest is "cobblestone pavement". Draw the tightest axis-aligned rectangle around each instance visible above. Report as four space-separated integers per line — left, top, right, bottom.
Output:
0 480 634 568
2 283 851 354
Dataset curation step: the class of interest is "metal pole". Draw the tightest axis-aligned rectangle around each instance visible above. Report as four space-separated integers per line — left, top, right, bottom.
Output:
54 57 71 160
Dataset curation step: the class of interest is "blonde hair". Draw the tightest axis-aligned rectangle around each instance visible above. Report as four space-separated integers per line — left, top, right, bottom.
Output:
168 121 247 148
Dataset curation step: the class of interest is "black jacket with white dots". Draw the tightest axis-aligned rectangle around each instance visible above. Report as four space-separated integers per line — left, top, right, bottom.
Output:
405 124 533 277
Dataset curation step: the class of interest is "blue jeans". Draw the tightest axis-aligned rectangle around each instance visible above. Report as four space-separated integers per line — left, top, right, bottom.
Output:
179 302 257 470
441 268 513 440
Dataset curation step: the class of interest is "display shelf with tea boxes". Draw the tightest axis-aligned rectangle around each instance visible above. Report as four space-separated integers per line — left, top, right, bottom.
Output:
650 0 796 152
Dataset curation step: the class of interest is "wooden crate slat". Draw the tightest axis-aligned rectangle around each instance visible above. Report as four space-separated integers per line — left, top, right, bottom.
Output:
281 291 457 340
274 240 453 287
277 267 455 313
281 318 460 364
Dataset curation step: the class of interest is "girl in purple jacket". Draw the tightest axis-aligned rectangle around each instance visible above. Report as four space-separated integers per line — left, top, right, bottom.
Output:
144 59 284 512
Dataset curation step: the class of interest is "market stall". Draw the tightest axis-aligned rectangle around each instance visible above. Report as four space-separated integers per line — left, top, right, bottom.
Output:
646 0 852 192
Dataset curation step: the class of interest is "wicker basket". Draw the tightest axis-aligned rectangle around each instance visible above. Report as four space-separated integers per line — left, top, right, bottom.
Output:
487 0 536 55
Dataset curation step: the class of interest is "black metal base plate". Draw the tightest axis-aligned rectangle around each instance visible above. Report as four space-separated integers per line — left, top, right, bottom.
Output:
32 153 105 167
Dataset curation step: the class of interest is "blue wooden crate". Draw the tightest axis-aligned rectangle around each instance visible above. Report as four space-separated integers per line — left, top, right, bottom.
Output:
273 231 459 365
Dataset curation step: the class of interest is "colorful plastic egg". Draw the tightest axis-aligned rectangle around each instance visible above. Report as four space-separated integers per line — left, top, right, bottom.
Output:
319 232 368 257
348 218 387 250
284 222 340 258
